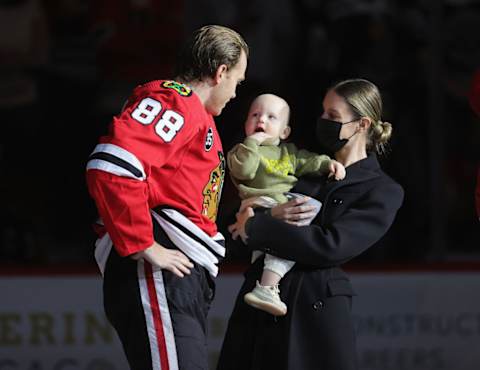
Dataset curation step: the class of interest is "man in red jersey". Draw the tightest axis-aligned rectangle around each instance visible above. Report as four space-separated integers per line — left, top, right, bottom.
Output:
86 25 248 370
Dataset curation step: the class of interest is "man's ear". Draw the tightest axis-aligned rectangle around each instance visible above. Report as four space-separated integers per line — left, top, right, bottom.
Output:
280 125 291 140
213 64 228 84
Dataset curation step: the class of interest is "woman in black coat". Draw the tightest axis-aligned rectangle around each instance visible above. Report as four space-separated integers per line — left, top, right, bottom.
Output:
217 78 404 370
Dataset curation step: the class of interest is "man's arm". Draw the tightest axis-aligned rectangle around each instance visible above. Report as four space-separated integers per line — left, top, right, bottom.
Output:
86 86 197 273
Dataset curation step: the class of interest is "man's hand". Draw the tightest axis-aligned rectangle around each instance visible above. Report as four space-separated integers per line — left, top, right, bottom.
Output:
132 241 194 277
328 160 346 181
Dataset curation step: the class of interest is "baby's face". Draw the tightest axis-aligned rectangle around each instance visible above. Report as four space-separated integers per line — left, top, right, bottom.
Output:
244 95 290 142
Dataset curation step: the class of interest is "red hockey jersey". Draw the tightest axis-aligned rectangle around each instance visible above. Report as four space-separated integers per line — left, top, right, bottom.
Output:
86 80 225 256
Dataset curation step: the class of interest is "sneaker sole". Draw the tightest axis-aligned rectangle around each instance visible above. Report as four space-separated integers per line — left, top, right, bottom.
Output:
244 292 287 316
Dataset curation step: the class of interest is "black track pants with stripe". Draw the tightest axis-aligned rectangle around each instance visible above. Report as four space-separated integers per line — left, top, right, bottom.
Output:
103 241 215 370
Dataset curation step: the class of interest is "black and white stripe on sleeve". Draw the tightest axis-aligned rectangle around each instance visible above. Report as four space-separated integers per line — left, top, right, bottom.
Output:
86 143 146 180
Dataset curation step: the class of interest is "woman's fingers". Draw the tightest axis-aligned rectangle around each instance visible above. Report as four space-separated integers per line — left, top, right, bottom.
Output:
271 196 313 220
292 204 317 214
291 196 311 205
282 206 316 221
294 219 311 226
290 210 318 220
286 218 311 226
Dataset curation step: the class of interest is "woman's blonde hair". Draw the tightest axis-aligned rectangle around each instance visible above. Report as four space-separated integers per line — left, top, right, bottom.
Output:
332 78 392 154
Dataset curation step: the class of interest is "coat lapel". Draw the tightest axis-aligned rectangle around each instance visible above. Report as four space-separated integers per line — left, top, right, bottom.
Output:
293 153 382 212
316 154 382 223
327 153 381 190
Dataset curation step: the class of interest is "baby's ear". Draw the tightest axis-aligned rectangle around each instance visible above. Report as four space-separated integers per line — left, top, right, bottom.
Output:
280 125 291 140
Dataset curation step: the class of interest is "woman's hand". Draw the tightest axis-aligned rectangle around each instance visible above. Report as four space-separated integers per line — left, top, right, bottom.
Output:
271 196 318 226
228 206 255 244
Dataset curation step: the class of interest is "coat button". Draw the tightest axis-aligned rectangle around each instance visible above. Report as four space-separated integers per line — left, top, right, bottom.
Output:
312 300 324 310
332 198 343 205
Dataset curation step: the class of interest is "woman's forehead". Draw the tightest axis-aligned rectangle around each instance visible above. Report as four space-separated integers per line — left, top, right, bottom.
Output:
323 91 348 112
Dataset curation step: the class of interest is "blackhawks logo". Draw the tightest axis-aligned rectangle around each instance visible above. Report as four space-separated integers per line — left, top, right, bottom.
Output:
202 152 225 221
162 80 192 97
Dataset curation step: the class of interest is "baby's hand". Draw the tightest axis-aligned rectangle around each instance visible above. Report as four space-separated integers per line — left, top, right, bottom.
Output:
328 160 346 181
248 132 275 145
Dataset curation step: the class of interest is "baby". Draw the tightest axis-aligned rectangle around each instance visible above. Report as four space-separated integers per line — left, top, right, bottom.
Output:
227 94 345 316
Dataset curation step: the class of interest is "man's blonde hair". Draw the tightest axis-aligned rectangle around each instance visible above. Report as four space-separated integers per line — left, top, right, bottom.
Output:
175 25 249 82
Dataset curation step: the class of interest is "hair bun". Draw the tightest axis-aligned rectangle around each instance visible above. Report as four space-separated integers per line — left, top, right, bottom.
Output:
373 120 392 144
370 120 392 155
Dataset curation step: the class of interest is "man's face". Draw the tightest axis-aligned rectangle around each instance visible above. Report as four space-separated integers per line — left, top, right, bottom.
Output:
208 50 247 116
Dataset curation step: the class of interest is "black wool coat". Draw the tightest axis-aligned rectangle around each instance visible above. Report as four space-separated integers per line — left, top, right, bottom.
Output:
217 154 404 370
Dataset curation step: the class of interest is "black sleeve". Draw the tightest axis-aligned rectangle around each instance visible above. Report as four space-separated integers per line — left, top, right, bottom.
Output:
245 181 404 268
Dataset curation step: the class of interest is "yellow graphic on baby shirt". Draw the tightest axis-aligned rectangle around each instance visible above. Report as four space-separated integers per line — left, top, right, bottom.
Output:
261 153 295 177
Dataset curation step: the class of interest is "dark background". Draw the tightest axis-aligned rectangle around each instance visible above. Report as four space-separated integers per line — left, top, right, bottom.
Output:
1 0 479 268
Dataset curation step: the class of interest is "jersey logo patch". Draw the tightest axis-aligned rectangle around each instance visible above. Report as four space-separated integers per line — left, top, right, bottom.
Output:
204 128 214 151
162 81 192 97
202 152 225 222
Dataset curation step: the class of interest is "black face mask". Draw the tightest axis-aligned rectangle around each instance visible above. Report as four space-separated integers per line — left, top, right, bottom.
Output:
315 117 358 154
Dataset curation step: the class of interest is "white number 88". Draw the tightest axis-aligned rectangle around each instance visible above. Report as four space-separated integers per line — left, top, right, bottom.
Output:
131 98 184 142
